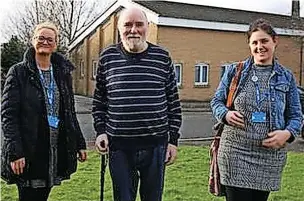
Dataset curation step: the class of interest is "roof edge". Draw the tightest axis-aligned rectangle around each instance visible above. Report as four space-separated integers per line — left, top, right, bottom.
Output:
158 17 304 36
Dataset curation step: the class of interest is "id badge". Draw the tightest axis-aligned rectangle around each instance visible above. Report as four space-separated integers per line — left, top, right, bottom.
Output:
47 115 60 128
251 112 266 123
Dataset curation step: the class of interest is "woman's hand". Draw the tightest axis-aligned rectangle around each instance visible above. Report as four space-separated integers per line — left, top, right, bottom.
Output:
225 111 245 128
262 130 291 149
10 157 25 175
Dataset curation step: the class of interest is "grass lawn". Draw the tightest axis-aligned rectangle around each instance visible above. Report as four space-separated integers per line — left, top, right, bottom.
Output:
1 146 304 201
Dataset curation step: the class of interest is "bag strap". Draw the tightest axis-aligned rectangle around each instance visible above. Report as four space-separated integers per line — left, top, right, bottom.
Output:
226 62 244 108
212 62 244 136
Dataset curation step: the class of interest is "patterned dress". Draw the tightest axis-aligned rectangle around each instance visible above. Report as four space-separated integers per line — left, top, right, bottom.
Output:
218 64 287 191
22 66 62 188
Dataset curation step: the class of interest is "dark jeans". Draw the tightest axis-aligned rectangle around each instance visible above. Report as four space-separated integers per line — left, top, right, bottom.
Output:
109 143 167 201
17 185 51 201
225 185 270 201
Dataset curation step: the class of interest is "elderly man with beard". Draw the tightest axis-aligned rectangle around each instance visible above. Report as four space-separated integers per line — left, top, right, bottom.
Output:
92 7 182 201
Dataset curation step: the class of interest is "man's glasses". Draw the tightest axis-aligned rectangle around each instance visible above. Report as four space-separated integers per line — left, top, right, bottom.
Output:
35 36 56 44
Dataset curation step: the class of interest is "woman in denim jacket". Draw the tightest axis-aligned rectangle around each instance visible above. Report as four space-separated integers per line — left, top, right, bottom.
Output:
211 18 303 201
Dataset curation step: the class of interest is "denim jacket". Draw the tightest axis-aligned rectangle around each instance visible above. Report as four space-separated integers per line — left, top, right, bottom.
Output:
210 56 303 140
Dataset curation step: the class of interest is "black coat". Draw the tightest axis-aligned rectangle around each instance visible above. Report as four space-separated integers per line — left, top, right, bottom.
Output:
1 47 86 184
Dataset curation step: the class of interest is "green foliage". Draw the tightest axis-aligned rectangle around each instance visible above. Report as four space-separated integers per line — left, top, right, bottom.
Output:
1 146 304 201
1 36 26 90
1 36 26 76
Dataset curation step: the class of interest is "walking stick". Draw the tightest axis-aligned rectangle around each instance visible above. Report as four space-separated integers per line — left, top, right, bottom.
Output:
100 154 107 201
100 140 108 201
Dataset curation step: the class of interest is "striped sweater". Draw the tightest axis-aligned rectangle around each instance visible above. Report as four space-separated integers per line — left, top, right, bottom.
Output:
92 42 182 146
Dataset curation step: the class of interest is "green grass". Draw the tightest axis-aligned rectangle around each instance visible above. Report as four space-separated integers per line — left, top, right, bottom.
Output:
1 146 304 201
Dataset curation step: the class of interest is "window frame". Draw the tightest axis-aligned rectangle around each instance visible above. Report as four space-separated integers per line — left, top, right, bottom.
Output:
80 60 85 78
92 60 98 80
220 63 230 78
194 63 209 86
173 63 182 86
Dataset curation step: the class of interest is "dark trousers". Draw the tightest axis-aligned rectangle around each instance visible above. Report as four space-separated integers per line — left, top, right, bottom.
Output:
108 143 167 201
225 185 270 201
17 185 51 201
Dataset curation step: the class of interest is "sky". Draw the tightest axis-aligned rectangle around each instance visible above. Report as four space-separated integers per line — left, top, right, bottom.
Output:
1 0 304 43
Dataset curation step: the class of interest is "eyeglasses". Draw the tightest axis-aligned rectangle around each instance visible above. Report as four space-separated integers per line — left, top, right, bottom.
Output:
35 36 56 44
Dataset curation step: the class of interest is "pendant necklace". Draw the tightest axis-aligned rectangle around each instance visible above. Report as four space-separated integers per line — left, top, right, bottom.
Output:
251 66 258 82
251 75 258 82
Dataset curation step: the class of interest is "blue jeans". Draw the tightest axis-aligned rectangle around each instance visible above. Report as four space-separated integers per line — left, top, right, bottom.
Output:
109 143 167 201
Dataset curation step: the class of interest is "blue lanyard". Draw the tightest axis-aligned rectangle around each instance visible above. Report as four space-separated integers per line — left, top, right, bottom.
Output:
38 65 56 115
252 69 268 111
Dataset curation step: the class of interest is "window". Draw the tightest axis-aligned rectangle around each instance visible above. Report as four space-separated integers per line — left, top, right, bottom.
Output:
92 60 98 79
220 64 230 78
174 63 182 86
195 63 209 85
80 60 84 78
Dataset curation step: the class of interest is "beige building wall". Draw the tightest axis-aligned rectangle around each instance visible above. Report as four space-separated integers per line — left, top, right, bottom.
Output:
157 26 248 101
157 26 302 101
275 36 302 82
147 22 158 44
72 42 86 95
71 15 117 96
70 44 82 92
87 28 101 96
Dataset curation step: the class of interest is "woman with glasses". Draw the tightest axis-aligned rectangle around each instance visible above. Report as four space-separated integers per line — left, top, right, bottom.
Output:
211 18 302 201
1 21 87 201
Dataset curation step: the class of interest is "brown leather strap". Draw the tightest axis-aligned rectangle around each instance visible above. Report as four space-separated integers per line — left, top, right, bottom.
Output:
226 62 244 108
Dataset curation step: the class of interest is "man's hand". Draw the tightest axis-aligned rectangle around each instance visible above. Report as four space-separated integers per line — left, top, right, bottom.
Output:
78 150 87 162
225 111 245 128
95 134 108 154
165 144 178 166
10 157 25 175
262 130 291 149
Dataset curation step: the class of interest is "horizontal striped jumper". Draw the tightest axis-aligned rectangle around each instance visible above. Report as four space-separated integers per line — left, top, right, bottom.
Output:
92 42 182 148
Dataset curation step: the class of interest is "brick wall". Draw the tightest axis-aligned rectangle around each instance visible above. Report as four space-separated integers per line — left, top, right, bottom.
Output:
157 26 302 101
